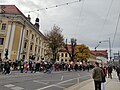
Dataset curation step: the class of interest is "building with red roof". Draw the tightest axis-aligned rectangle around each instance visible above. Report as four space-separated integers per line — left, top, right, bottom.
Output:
0 5 48 61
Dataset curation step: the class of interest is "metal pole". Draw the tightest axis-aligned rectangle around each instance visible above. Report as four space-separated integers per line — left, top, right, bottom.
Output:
109 37 112 62
118 51 120 64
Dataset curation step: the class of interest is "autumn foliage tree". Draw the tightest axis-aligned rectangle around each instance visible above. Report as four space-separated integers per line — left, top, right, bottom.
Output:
45 25 64 62
76 44 90 62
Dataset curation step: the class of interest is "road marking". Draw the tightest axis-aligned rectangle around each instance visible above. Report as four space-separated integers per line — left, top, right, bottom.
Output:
60 82 74 86
41 79 61 82
36 75 90 90
77 73 80 76
61 76 64 80
11 86 24 90
77 78 80 83
54 85 65 89
33 80 49 85
4 84 15 87
36 84 55 90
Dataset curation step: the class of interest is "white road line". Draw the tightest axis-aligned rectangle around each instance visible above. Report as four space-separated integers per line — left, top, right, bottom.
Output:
41 80 61 82
77 73 80 76
11 86 24 90
33 80 49 85
61 76 64 80
36 75 90 90
4 84 15 87
36 84 55 90
60 83 74 86
54 85 65 89
77 78 80 83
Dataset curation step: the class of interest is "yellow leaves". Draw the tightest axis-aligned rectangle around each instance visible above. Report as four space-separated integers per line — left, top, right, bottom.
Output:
75 44 90 61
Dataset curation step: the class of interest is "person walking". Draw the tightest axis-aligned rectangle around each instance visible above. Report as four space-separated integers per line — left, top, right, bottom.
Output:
100 65 107 90
92 62 104 90
116 65 120 82
107 65 113 79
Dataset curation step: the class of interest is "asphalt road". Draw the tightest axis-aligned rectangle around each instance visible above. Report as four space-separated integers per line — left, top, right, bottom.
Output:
0 70 91 90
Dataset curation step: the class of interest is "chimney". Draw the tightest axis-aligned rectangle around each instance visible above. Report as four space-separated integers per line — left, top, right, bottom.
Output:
34 18 40 30
27 14 31 21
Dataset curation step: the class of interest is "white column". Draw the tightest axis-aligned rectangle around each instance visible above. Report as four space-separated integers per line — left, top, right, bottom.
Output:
4 23 11 54
17 27 23 60
8 24 16 59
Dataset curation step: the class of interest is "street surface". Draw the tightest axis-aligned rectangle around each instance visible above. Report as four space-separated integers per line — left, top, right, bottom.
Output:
0 71 91 90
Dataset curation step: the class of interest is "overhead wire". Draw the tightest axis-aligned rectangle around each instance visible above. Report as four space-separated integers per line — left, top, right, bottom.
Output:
112 13 120 48
26 0 82 13
74 0 85 39
100 0 114 39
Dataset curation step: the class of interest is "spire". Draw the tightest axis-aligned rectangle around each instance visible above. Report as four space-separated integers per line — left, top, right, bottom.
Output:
34 18 40 30
27 14 31 21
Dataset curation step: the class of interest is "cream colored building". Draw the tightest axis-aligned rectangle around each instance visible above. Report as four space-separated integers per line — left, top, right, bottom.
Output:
58 51 70 62
0 5 48 61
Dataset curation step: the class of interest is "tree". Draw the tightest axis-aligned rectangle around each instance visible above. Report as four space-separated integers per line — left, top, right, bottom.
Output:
76 44 90 62
45 25 64 63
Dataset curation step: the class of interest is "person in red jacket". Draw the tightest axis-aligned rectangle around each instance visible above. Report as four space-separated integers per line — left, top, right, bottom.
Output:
24 62 29 73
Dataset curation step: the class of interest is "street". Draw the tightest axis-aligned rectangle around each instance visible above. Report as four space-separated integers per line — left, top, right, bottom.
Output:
0 70 91 90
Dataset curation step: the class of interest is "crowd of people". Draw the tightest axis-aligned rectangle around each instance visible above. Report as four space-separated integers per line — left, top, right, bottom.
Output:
0 59 94 74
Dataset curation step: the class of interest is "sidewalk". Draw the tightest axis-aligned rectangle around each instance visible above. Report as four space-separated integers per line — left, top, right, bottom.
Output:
65 71 120 90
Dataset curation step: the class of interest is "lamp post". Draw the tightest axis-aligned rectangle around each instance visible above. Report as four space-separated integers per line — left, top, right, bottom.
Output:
95 37 112 62
65 38 77 62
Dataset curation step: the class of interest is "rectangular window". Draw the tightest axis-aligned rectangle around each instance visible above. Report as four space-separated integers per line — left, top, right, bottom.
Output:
1 23 6 30
0 38 4 45
38 48 40 53
36 38 38 43
35 46 37 52
65 53 67 57
22 55 25 59
65 59 67 62
24 42 27 48
26 30 28 36
32 34 34 39
61 53 64 57
0 53 1 59
30 45 33 50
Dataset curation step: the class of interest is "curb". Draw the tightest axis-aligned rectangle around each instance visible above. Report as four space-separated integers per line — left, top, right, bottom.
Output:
64 79 93 90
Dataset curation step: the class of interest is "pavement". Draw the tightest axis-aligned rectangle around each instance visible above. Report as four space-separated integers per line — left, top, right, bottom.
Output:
65 70 120 90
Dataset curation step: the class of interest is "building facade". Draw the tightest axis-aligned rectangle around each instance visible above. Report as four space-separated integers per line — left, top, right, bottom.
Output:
58 45 108 63
0 5 48 61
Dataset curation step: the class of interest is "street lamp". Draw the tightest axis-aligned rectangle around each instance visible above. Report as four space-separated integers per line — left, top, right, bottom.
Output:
65 38 77 62
95 38 112 61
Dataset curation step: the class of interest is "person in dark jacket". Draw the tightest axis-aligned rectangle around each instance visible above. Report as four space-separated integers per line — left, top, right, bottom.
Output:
107 65 113 79
5 61 10 74
100 65 107 90
116 65 120 81
92 62 104 90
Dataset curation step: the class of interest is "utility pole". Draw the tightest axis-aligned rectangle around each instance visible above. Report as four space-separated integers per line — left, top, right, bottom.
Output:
71 38 77 62
109 37 112 62
94 38 112 62
118 51 120 64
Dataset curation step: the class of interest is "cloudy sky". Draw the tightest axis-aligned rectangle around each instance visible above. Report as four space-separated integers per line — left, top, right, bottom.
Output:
1 0 120 55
